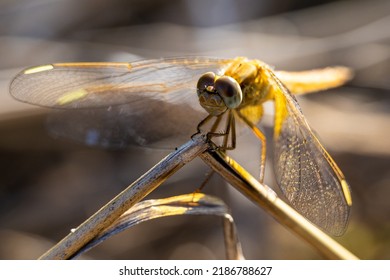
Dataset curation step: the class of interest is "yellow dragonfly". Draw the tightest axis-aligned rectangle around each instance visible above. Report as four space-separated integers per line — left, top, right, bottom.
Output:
9 57 352 236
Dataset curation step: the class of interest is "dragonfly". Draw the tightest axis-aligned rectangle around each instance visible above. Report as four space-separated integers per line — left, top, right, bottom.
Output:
9 56 352 236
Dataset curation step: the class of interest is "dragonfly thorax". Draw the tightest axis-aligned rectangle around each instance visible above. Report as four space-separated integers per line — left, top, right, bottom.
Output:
196 72 243 116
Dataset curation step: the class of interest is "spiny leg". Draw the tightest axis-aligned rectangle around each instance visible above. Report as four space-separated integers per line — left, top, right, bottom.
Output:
231 111 236 150
192 114 214 138
191 114 224 196
193 112 237 197
235 110 267 183
192 113 224 139
194 110 236 151
192 111 237 196
222 110 232 150
222 110 236 151
201 111 232 148
210 114 223 134
194 169 215 194
206 110 236 151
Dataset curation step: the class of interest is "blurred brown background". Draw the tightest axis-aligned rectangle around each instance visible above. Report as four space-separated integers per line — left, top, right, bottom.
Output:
0 0 389 259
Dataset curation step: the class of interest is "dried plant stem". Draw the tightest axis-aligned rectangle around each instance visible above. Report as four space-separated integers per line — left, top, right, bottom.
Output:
39 134 209 260
39 135 358 260
72 193 244 260
200 148 358 260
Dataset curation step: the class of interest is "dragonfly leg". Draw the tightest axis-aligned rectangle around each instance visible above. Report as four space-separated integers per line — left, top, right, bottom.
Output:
235 110 266 183
210 114 223 134
223 111 236 151
191 115 223 195
194 169 215 194
191 114 214 139
206 110 236 151
193 111 236 152
192 113 235 195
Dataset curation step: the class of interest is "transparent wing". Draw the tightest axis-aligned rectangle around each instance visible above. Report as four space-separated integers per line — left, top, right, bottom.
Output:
10 57 233 147
268 69 352 236
46 101 209 148
10 57 233 109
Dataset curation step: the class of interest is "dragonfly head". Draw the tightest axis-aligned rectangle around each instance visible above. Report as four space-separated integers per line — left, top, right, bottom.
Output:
197 72 243 116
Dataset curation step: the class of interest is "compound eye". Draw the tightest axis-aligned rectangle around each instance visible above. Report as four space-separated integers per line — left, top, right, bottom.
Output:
214 76 242 109
197 72 216 95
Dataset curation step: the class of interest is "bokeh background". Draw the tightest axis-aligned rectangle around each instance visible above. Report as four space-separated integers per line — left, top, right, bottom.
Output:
0 0 389 259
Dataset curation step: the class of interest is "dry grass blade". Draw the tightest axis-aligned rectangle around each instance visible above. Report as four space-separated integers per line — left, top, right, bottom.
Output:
200 147 359 260
72 193 244 260
38 134 209 260
37 130 359 260
38 133 359 259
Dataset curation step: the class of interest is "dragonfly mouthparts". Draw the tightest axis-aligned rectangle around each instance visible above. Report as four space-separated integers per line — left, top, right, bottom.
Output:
198 90 227 116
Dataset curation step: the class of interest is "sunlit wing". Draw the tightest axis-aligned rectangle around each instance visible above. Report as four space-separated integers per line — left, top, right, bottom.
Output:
275 66 353 95
268 69 352 236
10 57 233 109
10 57 235 147
46 101 209 148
